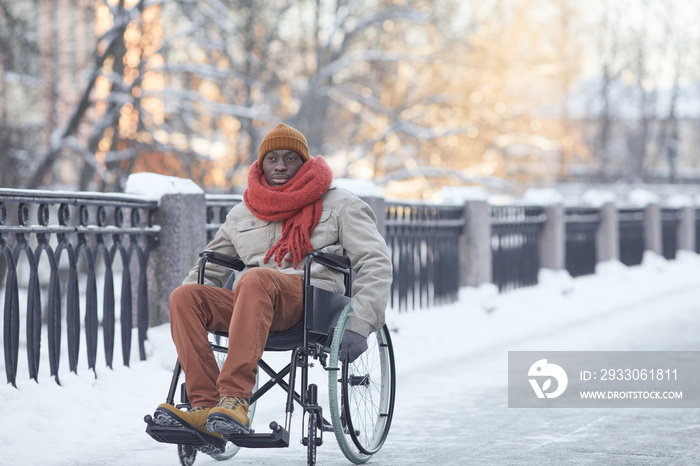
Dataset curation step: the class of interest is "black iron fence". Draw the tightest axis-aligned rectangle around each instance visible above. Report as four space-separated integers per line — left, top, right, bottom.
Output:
490 206 546 292
661 208 681 260
384 202 464 311
565 208 600 277
618 209 645 266
4 185 696 387
0 189 159 387
205 194 242 242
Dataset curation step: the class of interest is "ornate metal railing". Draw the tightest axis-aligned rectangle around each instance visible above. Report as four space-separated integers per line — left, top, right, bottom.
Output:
2 184 695 390
0 189 159 387
384 202 465 311
205 194 242 242
565 207 600 277
618 208 645 266
490 206 546 292
661 208 681 260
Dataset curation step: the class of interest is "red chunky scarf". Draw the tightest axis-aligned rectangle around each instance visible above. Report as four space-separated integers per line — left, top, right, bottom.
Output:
244 156 333 267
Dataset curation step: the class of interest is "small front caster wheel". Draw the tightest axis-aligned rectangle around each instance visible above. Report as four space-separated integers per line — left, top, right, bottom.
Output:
307 411 318 465
178 443 197 466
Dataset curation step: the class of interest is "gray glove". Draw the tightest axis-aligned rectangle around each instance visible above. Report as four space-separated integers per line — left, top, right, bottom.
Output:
339 330 368 363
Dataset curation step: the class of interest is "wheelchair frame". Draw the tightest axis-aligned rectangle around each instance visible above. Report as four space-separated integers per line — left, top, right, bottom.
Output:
145 250 396 466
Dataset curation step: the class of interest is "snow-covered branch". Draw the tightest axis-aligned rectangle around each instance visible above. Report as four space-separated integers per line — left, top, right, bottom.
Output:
155 87 258 119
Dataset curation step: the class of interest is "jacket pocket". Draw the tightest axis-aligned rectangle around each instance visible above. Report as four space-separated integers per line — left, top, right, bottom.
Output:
234 217 272 256
310 209 337 248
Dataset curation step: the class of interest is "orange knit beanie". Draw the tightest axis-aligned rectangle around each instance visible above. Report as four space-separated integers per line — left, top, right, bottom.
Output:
258 123 310 167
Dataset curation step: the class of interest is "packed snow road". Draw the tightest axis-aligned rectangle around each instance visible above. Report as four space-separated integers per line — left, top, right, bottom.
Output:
2 254 699 465
379 283 700 466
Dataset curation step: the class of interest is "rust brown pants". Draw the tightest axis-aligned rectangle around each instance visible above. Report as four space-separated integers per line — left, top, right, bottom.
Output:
169 267 304 407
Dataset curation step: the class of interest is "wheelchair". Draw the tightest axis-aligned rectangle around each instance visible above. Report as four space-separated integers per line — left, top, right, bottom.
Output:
145 249 396 466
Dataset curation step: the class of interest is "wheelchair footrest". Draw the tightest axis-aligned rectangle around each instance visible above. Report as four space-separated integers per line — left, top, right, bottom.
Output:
226 421 290 448
144 420 225 455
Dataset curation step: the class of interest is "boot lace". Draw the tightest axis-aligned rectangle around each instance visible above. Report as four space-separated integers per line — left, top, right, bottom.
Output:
217 396 247 410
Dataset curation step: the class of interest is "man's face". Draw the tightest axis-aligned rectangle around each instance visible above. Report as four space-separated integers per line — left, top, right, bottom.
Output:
261 149 304 187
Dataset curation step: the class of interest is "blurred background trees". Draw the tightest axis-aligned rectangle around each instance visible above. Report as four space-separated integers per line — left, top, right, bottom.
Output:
1 0 699 199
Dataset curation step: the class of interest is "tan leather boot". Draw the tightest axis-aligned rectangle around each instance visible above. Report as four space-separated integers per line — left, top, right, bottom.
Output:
206 396 251 435
155 403 224 440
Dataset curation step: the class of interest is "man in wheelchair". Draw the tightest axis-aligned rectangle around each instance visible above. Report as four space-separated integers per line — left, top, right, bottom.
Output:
151 123 392 452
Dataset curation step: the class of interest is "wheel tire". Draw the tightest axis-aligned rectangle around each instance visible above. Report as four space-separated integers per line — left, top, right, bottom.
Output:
206 335 258 461
177 444 197 466
328 304 396 464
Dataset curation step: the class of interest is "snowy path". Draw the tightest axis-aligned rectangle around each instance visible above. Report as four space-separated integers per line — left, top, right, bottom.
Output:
380 283 700 466
1 253 699 465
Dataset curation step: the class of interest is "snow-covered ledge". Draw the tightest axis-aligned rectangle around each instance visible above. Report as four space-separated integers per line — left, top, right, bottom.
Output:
125 172 203 202
126 173 206 325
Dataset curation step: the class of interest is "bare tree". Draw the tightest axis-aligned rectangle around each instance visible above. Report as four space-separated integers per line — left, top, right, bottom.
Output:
590 0 622 181
651 1 688 182
584 0 700 184
9 0 697 195
151 0 431 187
0 1 43 188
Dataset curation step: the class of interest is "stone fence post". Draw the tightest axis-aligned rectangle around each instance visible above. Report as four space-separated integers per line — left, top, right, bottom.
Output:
644 203 662 255
460 200 491 287
126 174 207 325
359 195 387 238
539 203 565 270
677 206 696 252
596 202 619 263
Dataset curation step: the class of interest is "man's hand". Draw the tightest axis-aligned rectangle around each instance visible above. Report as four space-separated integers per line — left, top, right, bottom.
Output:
339 330 368 363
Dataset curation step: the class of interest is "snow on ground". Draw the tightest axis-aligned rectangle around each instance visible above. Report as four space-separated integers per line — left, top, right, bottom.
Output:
1 251 699 465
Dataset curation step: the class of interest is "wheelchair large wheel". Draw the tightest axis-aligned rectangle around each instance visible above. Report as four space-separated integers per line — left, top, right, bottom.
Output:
205 335 258 461
328 305 396 464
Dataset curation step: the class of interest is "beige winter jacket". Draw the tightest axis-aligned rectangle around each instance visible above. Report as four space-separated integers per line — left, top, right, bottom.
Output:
182 184 393 337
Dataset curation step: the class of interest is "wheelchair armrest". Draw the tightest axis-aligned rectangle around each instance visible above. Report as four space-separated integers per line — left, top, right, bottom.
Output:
305 250 352 298
308 250 351 275
198 250 245 285
199 250 246 271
